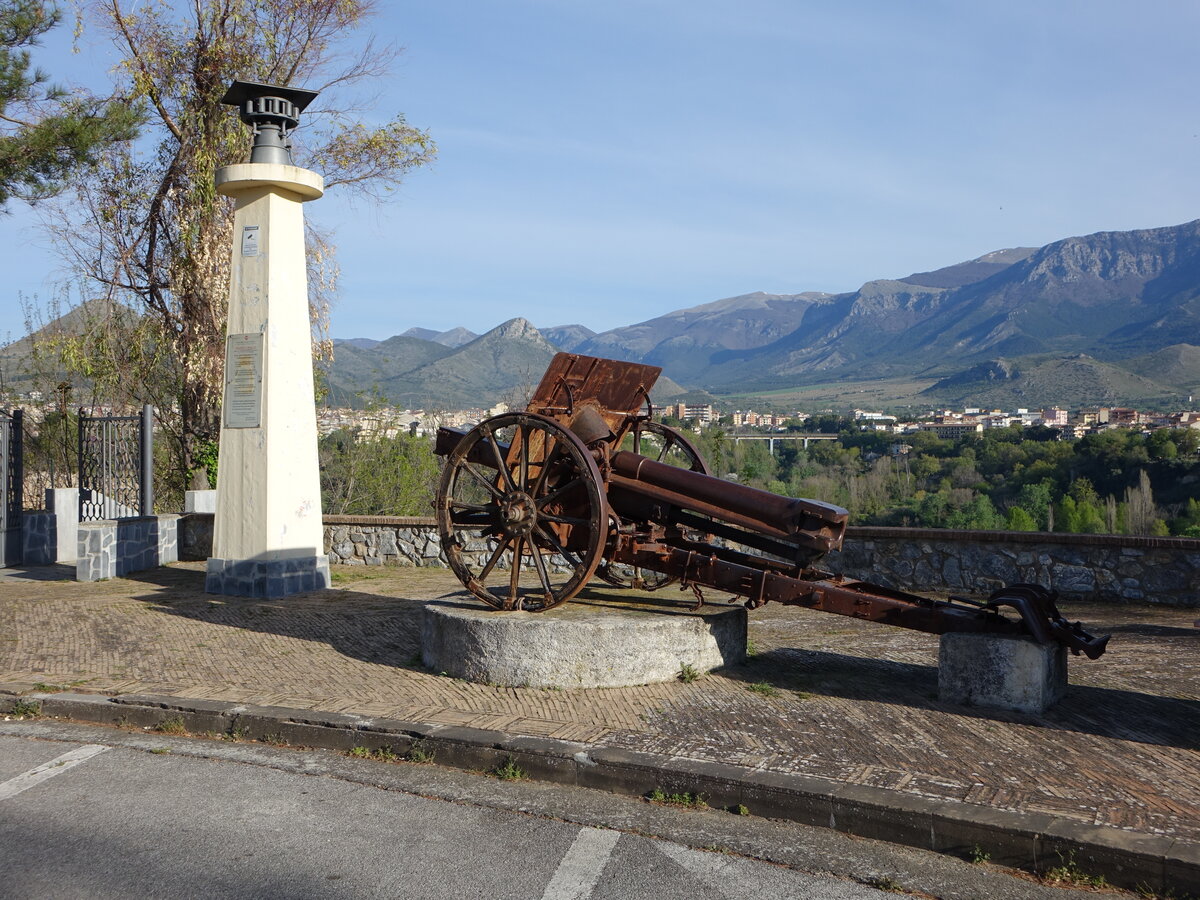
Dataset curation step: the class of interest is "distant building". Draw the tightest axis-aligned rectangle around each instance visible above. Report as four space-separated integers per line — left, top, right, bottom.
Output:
854 409 895 422
670 403 714 424
1109 407 1140 426
1040 407 1069 427
919 421 984 440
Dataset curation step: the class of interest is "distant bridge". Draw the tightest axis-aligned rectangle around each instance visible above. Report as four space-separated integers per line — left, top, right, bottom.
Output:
731 433 838 452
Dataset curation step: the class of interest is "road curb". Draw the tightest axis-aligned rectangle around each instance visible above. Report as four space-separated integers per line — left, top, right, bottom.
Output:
4 690 1195 895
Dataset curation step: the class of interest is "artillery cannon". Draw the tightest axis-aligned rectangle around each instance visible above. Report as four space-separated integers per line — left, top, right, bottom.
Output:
433 353 1109 660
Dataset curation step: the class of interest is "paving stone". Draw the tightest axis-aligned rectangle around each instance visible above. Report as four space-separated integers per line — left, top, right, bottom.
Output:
0 560 1196 853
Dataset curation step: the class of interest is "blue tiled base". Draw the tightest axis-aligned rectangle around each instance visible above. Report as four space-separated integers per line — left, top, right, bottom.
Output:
205 555 332 599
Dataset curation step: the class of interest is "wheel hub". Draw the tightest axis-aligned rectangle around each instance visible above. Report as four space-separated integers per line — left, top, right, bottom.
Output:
500 491 538 536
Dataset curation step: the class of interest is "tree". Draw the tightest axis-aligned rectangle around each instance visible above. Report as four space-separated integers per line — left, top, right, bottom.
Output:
43 0 435 502
1005 506 1037 532
1123 469 1159 535
320 427 438 516
1014 480 1054 530
0 1 139 206
1147 428 1178 460
945 495 1003 531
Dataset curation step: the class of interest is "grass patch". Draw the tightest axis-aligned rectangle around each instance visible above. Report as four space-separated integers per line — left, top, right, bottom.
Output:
969 843 990 864
349 742 433 764
9 698 41 718
746 681 779 698
148 747 170 755
678 663 700 684
349 745 399 762
732 804 750 816
868 875 905 893
31 680 89 694
153 715 187 735
1043 851 1108 889
647 788 708 809
406 742 434 764
330 567 397 585
493 757 526 781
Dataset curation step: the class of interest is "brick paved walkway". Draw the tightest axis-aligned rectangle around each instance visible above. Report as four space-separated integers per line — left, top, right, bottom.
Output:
1 562 1197 845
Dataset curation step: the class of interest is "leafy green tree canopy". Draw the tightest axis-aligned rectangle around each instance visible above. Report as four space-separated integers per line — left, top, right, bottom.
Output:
0 0 138 205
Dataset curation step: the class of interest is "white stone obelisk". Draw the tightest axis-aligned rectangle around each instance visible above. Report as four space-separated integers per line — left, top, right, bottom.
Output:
206 83 330 598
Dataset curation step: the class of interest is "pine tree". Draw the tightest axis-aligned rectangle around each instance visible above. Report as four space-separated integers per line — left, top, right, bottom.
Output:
0 1 139 206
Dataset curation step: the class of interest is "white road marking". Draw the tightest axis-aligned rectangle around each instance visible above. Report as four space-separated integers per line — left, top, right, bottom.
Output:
541 826 621 900
0 745 109 801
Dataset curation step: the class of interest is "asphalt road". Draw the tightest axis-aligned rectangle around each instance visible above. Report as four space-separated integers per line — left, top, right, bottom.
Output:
0 721 1123 900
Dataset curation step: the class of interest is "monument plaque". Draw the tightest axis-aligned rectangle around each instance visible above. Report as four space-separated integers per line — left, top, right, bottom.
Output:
223 332 263 428
241 224 260 256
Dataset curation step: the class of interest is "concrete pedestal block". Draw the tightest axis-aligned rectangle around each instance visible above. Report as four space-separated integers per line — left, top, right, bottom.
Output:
46 488 79 562
938 632 1067 713
184 490 217 513
421 599 747 689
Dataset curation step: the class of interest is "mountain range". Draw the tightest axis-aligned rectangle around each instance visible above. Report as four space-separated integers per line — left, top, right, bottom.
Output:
7 220 1200 411
326 220 1200 410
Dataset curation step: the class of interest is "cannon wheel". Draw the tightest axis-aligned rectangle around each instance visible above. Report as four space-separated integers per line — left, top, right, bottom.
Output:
436 412 608 611
597 421 710 591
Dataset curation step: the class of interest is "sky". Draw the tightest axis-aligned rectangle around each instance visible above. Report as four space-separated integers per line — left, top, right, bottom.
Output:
2 0 1200 344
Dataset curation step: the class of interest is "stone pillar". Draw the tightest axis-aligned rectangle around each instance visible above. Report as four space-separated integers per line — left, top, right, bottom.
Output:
204 163 330 599
938 632 1067 714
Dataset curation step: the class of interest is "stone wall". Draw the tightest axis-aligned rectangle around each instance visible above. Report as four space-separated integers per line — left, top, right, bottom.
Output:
179 513 214 562
76 515 179 582
826 527 1200 607
323 516 445 567
319 518 1200 607
20 511 56 566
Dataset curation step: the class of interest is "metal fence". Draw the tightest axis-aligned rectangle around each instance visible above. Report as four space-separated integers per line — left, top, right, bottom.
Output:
1 408 23 522
1 409 22 565
78 405 154 521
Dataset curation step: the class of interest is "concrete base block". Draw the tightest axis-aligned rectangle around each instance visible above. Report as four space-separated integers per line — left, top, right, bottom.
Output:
46 488 79 562
205 555 331 599
938 632 1067 713
184 490 217 513
421 598 747 689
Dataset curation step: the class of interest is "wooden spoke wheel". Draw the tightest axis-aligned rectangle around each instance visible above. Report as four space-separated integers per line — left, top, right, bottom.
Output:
597 421 711 591
436 412 608 611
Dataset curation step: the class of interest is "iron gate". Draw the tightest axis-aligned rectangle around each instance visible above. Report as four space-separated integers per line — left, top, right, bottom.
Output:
78 405 154 521
1 409 22 566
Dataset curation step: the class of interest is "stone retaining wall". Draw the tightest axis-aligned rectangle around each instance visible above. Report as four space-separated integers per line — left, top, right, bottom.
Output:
826 527 1200 607
319 518 1200 607
323 516 445 567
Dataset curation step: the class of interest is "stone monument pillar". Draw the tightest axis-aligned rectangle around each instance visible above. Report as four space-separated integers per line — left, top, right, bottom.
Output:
205 80 331 598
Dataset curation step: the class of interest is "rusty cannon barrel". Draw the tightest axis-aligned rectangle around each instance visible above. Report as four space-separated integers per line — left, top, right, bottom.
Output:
608 450 849 559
